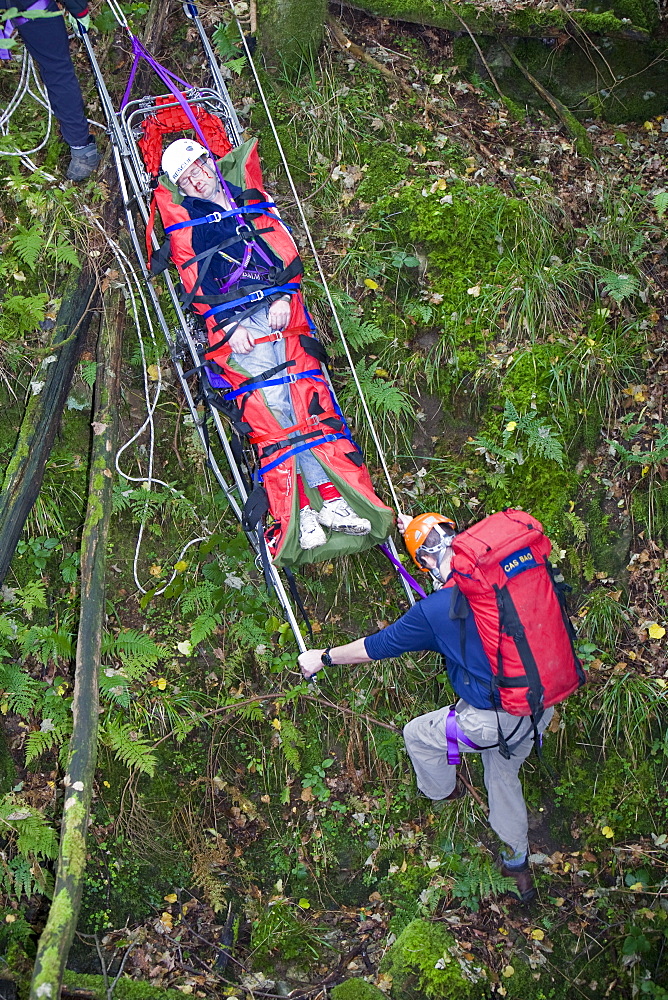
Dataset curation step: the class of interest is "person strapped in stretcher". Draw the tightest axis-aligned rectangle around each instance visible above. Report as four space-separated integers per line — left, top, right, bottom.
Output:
150 133 394 567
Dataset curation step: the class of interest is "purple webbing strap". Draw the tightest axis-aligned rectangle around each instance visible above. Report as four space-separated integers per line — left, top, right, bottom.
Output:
445 707 483 765
119 34 277 278
378 543 427 600
1 0 51 59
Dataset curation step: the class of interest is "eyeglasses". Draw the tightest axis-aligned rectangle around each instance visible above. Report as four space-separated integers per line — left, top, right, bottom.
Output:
178 156 211 186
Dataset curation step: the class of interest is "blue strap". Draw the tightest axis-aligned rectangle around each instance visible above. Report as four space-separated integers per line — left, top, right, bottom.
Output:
223 369 325 401
259 434 347 476
165 203 278 233
202 283 300 320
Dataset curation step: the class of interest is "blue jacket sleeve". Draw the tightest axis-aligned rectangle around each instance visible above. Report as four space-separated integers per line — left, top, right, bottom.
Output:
363 601 440 660
59 0 90 15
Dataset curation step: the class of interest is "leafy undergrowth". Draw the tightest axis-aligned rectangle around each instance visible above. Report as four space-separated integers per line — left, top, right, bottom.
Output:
0 3 667 999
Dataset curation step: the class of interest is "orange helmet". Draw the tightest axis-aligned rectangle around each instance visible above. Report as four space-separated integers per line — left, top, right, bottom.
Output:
404 513 457 572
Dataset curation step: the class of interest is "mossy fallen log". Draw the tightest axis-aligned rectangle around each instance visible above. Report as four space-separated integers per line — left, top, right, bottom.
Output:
500 41 594 157
339 0 654 39
0 265 97 586
29 292 124 1000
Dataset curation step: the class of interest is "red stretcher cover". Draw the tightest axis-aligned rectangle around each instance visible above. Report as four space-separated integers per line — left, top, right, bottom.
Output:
138 99 394 568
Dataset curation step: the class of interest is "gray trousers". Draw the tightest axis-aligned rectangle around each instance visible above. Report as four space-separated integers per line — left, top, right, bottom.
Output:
229 308 328 489
403 700 553 859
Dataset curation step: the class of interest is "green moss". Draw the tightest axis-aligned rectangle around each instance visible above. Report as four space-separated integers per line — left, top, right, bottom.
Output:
595 0 659 31
379 919 488 999
343 0 648 35
332 981 387 1000
0 726 17 794
486 36 667 126
256 0 327 74
355 144 412 203
631 480 668 544
62 971 184 999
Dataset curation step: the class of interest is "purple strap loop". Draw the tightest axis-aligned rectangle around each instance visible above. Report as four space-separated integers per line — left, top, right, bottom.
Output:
1 0 51 59
445 706 484 765
378 543 427 599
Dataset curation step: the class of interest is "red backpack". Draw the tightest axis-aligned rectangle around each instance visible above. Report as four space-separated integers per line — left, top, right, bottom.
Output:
450 509 585 719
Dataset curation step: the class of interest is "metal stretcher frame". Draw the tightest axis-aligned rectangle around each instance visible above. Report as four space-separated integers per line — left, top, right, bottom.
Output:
80 2 416 653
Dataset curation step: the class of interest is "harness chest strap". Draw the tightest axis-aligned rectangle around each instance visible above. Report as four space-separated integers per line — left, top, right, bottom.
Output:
164 202 280 231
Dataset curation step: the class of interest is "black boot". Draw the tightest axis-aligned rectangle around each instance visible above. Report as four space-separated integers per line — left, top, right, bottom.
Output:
500 860 537 903
67 141 100 181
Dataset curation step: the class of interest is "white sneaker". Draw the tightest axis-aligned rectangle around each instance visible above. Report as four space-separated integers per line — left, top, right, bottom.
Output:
299 506 327 550
316 498 371 535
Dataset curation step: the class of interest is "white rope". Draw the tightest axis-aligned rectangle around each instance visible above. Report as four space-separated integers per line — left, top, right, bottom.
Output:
224 2 403 515
0 50 54 163
82 205 210 597
105 0 130 30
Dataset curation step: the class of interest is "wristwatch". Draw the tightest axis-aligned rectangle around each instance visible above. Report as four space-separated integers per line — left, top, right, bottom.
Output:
321 647 335 667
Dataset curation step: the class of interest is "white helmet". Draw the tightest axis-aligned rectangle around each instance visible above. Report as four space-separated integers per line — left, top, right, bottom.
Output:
161 138 209 185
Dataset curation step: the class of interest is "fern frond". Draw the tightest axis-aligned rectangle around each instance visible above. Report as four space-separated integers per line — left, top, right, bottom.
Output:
16 580 47 617
24 726 70 766
53 236 79 268
11 224 44 270
17 625 74 666
565 510 587 542
102 720 157 776
0 664 41 718
179 580 219 616
654 191 668 220
190 612 221 648
598 269 639 305
0 797 59 861
278 718 304 772
80 360 98 388
102 629 166 678
99 670 131 708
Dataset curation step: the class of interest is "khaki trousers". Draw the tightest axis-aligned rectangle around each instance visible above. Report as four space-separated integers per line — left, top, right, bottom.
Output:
403 700 554 858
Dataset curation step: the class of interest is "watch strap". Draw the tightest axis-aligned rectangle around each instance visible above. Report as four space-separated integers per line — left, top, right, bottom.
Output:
321 647 333 667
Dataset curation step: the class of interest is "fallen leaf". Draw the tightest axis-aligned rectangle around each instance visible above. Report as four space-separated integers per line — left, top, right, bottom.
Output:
164 893 178 903
648 623 665 640
531 928 545 940
467 284 481 297
91 422 107 436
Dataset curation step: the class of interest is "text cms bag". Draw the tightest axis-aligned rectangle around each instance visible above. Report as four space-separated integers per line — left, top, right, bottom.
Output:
450 509 585 718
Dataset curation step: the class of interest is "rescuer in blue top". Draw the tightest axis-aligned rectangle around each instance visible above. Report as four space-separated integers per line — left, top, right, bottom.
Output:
298 512 554 903
1 0 100 179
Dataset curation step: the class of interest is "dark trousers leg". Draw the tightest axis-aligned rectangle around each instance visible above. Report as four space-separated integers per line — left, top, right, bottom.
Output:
17 2 90 148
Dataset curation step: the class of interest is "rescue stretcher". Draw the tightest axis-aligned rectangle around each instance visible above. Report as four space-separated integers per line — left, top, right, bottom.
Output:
79 1 417 650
